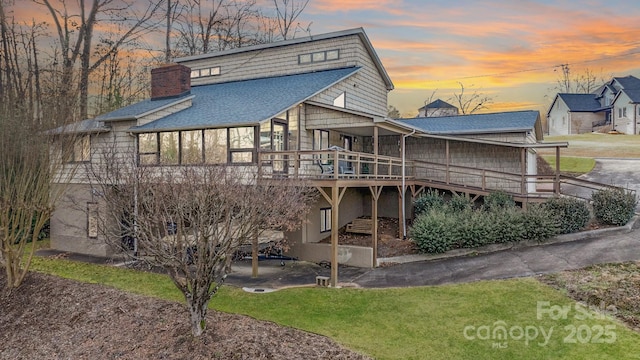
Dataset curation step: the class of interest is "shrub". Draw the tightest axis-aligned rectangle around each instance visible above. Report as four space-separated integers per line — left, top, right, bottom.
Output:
448 193 474 213
413 189 445 216
457 210 494 248
522 204 559 242
410 210 456 253
487 208 526 244
592 188 637 226
543 197 590 234
483 191 515 212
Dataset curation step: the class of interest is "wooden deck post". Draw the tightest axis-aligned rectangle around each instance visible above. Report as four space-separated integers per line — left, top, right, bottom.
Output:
397 186 404 239
555 146 560 194
252 231 259 277
520 148 526 195
373 126 379 177
370 186 382 267
330 185 339 287
445 140 450 184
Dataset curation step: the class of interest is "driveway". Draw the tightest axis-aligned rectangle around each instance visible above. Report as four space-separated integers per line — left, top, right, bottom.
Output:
580 158 640 210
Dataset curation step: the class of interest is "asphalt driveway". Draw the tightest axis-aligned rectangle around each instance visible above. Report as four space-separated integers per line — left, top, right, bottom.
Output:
579 158 640 210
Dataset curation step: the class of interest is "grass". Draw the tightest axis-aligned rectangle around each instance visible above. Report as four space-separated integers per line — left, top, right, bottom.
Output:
539 133 640 158
28 253 640 360
542 156 596 175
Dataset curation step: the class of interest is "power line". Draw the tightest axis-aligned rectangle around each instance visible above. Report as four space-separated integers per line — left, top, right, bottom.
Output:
423 48 640 83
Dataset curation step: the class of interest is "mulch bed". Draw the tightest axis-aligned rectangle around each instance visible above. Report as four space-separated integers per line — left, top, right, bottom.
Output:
0 271 370 359
318 217 419 258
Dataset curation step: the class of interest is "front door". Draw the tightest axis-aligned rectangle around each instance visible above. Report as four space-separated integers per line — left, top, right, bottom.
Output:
272 121 288 173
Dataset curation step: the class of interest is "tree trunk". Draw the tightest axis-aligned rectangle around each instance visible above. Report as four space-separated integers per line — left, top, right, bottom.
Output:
187 296 209 337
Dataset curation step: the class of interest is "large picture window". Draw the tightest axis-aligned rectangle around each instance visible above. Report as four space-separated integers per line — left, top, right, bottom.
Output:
181 130 203 165
204 129 227 164
160 132 179 165
138 126 256 165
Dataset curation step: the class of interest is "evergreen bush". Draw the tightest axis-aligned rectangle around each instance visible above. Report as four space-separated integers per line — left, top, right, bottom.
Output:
591 188 637 226
543 197 590 234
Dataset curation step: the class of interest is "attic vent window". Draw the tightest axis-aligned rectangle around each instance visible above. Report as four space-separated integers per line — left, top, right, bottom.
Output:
191 66 221 78
298 49 340 64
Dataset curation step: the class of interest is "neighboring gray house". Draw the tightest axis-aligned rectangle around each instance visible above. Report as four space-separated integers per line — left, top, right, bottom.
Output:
547 75 640 135
417 99 459 117
51 28 568 280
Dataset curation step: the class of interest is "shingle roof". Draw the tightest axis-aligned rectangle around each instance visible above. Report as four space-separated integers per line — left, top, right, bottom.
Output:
621 89 640 103
557 93 602 112
48 118 110 135
96 96 187 121
131 67 360 132
397 110 539 135
419 99 457 110
613 76 640 90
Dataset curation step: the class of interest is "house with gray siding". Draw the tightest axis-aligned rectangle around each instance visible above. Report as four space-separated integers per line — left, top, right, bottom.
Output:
51 28 570 286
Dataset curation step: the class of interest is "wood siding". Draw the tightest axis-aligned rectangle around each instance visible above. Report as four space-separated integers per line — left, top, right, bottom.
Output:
179 35 388 116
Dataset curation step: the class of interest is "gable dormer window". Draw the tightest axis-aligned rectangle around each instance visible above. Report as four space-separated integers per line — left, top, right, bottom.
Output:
298 49 340 64
190 66 221 78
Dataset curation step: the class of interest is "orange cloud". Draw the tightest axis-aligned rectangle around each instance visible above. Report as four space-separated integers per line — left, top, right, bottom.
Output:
311 0 403 13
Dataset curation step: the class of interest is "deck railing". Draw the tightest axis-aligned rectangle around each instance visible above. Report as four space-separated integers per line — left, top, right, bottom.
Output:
258 149 412 180
258 150 630 200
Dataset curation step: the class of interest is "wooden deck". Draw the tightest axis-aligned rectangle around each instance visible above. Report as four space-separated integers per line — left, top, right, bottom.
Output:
258 149 629 203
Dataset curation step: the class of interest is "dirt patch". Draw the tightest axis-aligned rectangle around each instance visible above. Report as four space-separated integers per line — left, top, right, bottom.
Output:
0 271 370 359
318 217 419 258
539 261 640 332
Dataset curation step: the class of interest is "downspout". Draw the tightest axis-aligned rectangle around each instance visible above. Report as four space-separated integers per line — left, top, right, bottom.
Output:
401 129 416 240
130 132 139 258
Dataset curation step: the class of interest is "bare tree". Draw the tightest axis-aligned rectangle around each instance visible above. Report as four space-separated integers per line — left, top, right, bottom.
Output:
452 82 493 115
387 105 400 118
554 64 609 94
35 0 162 120
89 144 315 336
272 0 309 40
0 101 80 291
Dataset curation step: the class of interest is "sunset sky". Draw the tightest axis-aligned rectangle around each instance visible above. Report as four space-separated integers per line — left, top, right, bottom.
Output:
301 0 640 117
11 0 640 118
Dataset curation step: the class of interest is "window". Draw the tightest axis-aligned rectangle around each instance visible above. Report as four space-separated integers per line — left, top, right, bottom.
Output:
181 130 203 165
138 133 159 165
333 92 346 108
623 107 627 117
313 130 330 150
298 49 340 64
138 126 257 166
204 129 227 164
190 66 221 78
66 135 90 163
160 132 179 165
228 127 255 163
87 203 98 238
320 208 331 232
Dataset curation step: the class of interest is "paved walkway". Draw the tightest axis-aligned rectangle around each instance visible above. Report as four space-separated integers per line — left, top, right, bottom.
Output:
36 217 640 291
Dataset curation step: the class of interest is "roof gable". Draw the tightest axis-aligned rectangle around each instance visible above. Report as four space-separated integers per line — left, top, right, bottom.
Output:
612 75 640 90
419 99 457 110
131 67 361 132
175 28 393 91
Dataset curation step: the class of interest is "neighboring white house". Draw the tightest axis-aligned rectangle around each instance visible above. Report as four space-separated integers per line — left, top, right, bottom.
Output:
611 88 640 135
547 75 640 135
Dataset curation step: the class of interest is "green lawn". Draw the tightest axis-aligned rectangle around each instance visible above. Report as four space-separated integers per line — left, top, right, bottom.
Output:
30 255 640 360
540 133 640 158
542 156 596 175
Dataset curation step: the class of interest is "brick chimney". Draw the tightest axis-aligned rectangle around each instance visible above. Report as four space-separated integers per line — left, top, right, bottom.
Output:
150 63 191 100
